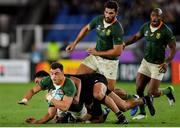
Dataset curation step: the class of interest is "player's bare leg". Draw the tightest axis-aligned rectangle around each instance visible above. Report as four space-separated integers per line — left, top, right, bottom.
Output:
134 73 150 119
76 64 95 74
114 88 135 100
107 78 116 91
93 83 128 124
93 83 119 113
148 78 175 106
108 91 144 111
147 78 161 97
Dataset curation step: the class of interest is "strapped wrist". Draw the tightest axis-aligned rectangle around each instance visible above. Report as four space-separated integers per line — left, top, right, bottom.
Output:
22 98 28 103
46 95 53 102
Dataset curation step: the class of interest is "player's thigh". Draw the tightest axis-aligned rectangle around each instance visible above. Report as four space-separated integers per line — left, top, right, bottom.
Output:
147 78 161 95
136 72 150 92
108 91 127 111
76 63 95 74
78 55 97 74
107 78 116 91
150 63 165 81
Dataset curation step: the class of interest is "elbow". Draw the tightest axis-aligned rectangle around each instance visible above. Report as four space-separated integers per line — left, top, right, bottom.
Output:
49 113 55 120
117 52 122 56
60 105 70 112
61 107 69 112
115 51 122 56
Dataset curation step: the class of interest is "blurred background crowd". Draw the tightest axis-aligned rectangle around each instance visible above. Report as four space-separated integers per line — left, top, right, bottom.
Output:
0 0 180 82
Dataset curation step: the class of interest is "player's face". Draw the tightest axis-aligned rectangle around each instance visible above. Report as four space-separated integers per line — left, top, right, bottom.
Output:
150 11 162 27
104 8 117 23
50 68 64 85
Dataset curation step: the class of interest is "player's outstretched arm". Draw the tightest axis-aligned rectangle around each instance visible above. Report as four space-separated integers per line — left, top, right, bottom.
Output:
18 85 42 105
66 24 90 53
25 107 57 124
124 32 143 47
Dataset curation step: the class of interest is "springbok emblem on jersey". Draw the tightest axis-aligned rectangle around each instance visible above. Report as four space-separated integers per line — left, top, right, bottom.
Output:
106 29 111 36
156 33 161 39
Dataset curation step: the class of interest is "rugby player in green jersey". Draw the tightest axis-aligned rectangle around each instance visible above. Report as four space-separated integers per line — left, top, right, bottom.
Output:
124 8 176 120
19 62 77 124
18 68 155 124
66 1 124 91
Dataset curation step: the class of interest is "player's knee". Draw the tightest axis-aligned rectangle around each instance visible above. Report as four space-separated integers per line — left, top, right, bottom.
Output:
93 83 107 100
93 90 105 101
148 90 158 96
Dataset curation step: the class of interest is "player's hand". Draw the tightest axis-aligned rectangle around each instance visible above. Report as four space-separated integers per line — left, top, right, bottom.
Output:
25 117 36 124
66 43 76 53
46 92 53 102
18 98 28 105
158 63 168 73
87 48 98 55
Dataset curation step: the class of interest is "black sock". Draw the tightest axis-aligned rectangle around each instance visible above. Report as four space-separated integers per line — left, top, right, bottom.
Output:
116 111 125 120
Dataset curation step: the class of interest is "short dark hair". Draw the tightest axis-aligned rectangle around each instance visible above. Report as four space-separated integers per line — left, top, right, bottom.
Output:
34 70 49 78
104 0 119 12
50 62 63 71
152 8 163 17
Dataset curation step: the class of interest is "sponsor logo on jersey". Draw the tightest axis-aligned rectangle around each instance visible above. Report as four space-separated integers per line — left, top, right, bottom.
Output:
144 31 148 36
156 33 161 39
97 25 102 30
106 29 111 36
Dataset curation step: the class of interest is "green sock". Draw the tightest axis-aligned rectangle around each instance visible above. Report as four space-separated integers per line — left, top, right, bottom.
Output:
139 104 146 115
161 87 171 95
126 94 134 100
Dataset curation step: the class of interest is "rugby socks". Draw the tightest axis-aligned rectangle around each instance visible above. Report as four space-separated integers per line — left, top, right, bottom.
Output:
126 94 134 100
116 111 124 120
139 104 146 115
161 87 171 96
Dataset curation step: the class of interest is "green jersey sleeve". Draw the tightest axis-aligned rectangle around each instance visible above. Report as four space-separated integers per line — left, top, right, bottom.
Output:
112 22 124 44
88 16 101 30
63 78 76 97
139 23 147 36
164 25 176 44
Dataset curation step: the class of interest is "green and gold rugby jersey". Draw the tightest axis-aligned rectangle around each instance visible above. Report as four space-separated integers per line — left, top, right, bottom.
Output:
89 15 124 60
39 76 76 97
139 22 176 64
40 76 82 111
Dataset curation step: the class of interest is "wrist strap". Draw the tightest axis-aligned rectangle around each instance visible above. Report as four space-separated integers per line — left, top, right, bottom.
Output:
22 98 28 103
47 95 53 102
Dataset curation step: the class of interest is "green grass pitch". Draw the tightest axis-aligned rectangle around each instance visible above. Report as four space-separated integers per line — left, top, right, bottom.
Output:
0 82 180 127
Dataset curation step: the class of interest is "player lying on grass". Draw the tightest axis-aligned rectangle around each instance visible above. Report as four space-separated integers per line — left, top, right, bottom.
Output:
18 63 155 124
18 68 110 123
54 73 155 124
25 72 155 124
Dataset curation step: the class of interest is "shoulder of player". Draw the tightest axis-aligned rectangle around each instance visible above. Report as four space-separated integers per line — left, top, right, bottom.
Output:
162 23 173 33
111 21 124 33
64 77 75 86
141 22 150 28
92 15 103 21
